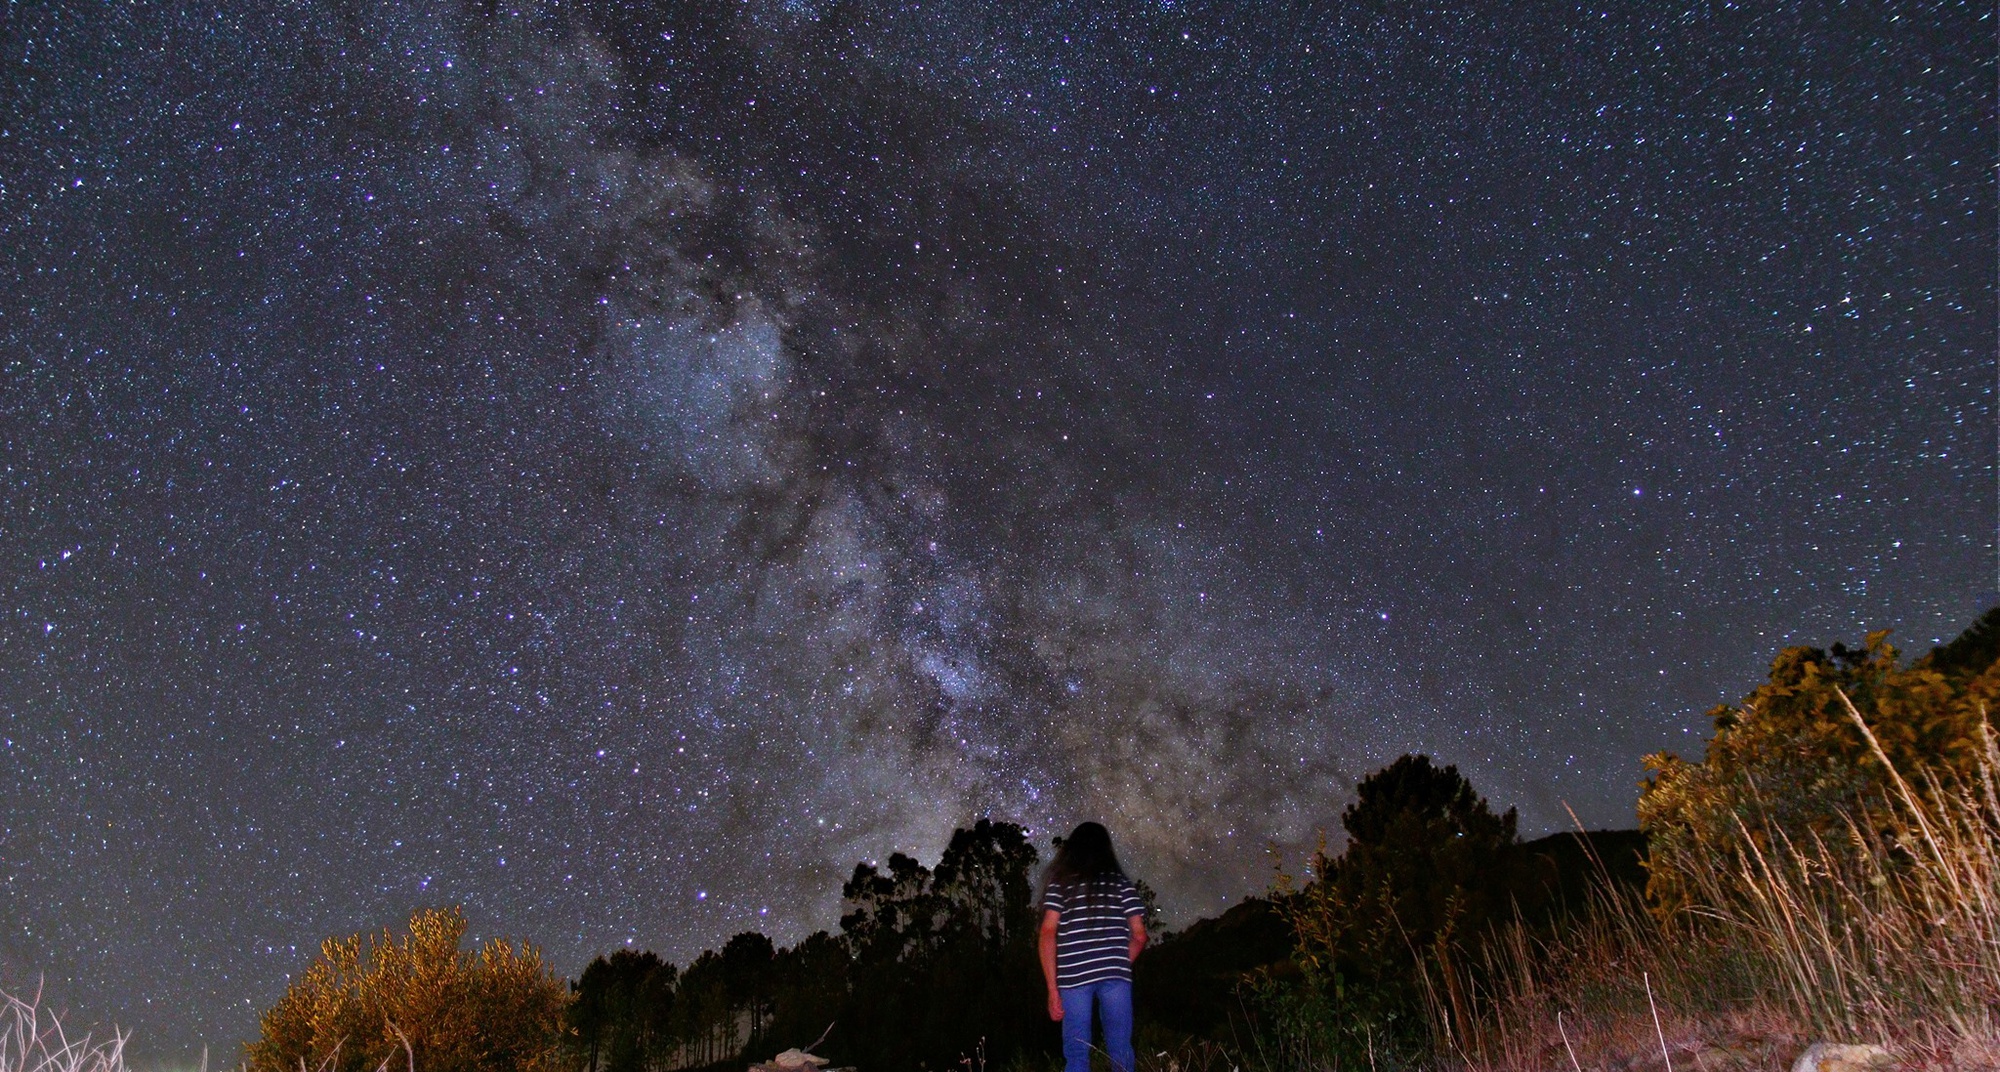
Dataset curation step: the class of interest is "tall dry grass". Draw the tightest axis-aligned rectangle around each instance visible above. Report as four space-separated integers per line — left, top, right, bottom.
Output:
1441 695 2000 1071
0 986 131 1072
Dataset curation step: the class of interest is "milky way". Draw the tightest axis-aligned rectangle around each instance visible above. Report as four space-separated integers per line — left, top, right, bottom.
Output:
2 2 1991 1062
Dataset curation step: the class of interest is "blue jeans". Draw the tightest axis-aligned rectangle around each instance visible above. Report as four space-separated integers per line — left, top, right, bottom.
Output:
1059 978 1135 1072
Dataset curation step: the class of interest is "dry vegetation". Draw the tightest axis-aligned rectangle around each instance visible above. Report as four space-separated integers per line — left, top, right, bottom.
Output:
1220 621 2000 1072
244 907 569 1072
0 986 131 1072
1437 695 2000 1072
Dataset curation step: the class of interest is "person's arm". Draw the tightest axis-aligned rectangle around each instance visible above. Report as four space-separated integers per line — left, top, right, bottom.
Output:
1122 879 1149 962
1039 908 1063 1021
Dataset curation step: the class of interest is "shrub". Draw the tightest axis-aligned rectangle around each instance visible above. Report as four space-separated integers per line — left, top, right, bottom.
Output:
1447 713 2000 1070
1276 756 1526 1067
1639 617 2000 913
1449 613 2000 1071
245 907 569 1072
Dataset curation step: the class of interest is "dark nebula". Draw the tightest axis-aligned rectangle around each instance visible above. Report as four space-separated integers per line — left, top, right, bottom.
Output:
1 1 1990 1062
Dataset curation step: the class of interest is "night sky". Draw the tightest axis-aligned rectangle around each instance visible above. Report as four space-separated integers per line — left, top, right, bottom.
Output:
3 1 1992 1063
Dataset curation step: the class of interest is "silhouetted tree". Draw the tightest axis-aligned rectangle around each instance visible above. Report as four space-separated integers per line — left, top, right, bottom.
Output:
720 932 776 1039
571 950 675 1072
670 950 733 1066
748 930 849 1058
574 821 1049 1072
834 820 1046 1072
1280 755 1524 1059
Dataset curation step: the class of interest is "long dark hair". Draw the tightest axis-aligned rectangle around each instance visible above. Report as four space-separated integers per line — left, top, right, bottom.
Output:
1043 821 1126 898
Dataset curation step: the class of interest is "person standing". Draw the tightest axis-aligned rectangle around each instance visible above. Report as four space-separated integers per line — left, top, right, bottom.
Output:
1039 822 1148 1072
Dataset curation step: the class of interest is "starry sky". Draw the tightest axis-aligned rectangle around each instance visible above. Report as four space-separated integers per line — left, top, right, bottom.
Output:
2 0 1993 1063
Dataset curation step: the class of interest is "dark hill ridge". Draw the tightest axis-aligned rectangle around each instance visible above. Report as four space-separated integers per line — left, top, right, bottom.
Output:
1517 828 1649 915
1925 606 2000 679
1134 896 1292 1038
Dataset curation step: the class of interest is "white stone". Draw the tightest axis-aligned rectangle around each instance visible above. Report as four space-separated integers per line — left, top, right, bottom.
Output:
1791 1042 1894 1072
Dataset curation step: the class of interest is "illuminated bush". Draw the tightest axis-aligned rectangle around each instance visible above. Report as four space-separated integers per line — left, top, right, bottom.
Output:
1640 613 2000 913
245 907 568 1072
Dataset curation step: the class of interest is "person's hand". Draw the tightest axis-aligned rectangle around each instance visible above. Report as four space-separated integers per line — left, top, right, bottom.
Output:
1047 990 1064 1021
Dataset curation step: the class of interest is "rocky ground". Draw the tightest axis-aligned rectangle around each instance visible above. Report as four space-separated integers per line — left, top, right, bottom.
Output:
1479 1009 1997 1072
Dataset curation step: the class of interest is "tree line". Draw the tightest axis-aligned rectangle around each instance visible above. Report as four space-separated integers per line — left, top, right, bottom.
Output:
246 608 2000 1072
566 819 1048 1072
561 765 1629 1072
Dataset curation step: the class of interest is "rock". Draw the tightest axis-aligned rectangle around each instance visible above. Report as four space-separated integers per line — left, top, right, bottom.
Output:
1791 1042 1894 1072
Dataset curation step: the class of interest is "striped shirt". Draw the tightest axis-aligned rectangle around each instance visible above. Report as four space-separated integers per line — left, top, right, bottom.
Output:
1042 875 1145 987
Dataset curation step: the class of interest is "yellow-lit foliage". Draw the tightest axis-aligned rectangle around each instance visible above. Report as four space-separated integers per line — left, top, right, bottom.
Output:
1640 618 2000 913
245 907 569 1072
